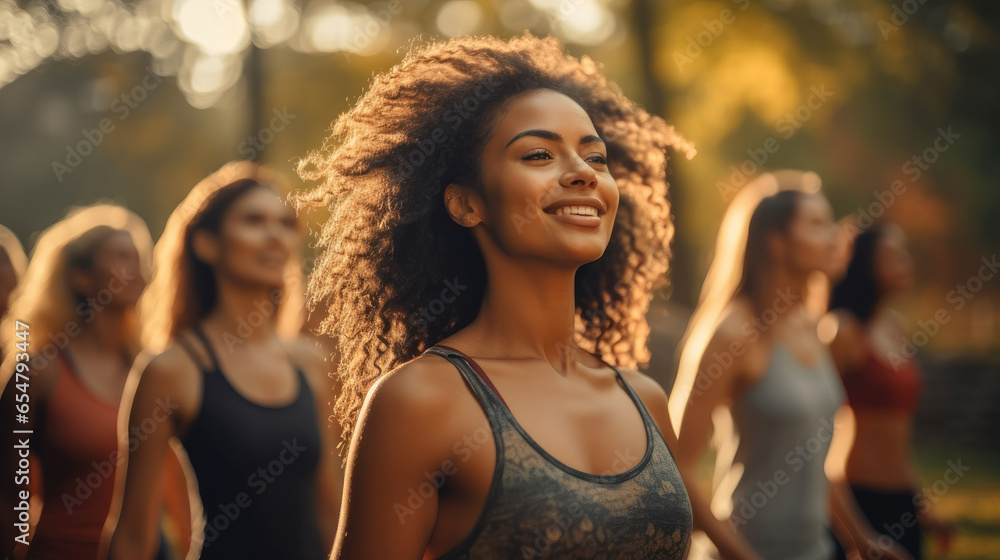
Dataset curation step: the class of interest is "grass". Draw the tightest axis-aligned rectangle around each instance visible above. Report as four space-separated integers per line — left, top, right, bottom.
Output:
913 441 1000 560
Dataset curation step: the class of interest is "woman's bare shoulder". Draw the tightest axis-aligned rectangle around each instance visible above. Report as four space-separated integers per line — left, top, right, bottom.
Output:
369 352 474 415
141 342 202 385
717 297 758 341
349 352 482 469
616 368 670 416
128 342 204 422
283 335 337 391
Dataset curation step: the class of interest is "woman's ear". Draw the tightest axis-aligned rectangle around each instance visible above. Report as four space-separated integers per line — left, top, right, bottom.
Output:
443 183 483 227
191 229 220 266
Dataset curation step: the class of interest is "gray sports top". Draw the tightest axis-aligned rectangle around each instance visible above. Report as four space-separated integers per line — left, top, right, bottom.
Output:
716 342 844 560
425 344 693 559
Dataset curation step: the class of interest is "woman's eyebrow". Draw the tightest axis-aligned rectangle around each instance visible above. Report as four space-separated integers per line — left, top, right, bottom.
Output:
505 129 606 148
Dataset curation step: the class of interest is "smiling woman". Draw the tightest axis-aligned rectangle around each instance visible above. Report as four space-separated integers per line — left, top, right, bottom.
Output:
105 162 342 560
294 32 698 559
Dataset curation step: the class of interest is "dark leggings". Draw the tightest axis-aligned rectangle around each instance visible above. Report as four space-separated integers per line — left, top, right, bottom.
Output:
831 485 923 560
154 531 171 560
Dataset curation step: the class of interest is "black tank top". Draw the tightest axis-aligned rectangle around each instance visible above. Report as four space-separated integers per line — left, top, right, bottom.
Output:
177 326 325 560
424 344 693 559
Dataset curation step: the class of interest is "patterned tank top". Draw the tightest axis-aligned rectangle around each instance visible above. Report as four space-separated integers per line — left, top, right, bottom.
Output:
424 344 693 559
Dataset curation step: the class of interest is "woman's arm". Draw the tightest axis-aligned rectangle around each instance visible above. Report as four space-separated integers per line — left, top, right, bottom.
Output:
160 442 193 558
825 312 914 560
1 358 30 560
826 310 866 378
0 353 56 560
292 336 345 553
332 359 457 559
314 421 344 554
102 350 190 560
827 479 914 560
649 323 766 560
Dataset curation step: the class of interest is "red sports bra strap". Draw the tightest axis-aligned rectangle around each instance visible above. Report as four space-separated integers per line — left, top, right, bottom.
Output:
433 344 511 410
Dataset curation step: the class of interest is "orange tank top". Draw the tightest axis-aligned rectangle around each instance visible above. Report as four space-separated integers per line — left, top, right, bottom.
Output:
26 352 119 559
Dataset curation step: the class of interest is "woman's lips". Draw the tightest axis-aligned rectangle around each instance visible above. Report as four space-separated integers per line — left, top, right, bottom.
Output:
545 212 602 227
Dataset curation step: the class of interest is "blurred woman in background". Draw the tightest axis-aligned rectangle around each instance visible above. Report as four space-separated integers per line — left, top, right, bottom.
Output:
827 221 955 559
0 225 27 336
668 171 912 560
0 224 27 557
106 161 341 560
0 205 174 560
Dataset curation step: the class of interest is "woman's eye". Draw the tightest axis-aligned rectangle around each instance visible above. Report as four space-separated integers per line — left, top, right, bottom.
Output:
521 150 552 160
588 155 608 165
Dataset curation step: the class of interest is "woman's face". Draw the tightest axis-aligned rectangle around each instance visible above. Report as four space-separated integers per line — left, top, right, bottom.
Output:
214 186 299 289
874 224 914 295
75 231 146 308
469 88 618 265
782 193 839 277
828 221 855 283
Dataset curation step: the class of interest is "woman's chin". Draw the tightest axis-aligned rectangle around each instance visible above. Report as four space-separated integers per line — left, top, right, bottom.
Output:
235 273 285 293
550 244 607 265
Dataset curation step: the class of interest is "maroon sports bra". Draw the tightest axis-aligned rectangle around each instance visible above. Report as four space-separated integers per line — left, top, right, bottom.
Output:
842 340 923 414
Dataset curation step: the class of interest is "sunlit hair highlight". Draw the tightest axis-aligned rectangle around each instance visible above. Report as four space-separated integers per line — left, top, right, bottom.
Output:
668 170 824 429
0 225 28 283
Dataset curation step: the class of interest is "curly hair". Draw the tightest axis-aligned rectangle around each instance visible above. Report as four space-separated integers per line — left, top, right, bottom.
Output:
292 32 696 459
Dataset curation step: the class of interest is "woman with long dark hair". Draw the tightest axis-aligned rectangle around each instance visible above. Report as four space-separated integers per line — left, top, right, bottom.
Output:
827 221 954 559
294 32 698 559
105 162 341 559
668 172 913 560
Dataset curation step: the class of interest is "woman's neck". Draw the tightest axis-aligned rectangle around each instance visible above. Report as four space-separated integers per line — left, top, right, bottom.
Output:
74 305 132 358
201 278 280 344
464 256 581 375
747 266 811 328
867 300 895 330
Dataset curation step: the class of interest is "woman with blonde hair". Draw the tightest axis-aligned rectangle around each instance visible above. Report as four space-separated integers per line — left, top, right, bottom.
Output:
0 225 27 331
295 32 698 559
106 161 341 560
0 204 166 560
0 224 27 557
668 171 913 560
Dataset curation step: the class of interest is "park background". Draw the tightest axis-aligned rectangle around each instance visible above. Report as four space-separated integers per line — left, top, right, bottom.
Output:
0 0 997 557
